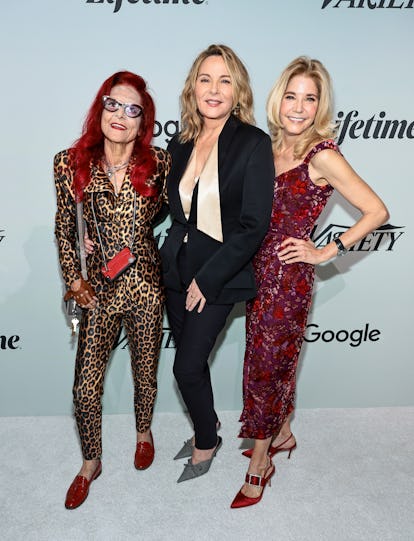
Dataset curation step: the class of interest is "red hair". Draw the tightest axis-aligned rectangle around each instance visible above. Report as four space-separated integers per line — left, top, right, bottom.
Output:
71 71 157 201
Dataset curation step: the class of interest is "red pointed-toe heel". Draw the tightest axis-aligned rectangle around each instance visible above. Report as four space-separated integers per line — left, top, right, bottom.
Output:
231 460 275 509
65 460 102 510
134 430 155 470
242 432 296 459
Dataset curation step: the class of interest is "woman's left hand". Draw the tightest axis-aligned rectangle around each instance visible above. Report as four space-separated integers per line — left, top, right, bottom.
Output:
186 279 206 313
278 237 325 265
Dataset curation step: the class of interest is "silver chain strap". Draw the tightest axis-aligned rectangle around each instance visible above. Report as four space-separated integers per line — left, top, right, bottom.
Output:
90 190 137 271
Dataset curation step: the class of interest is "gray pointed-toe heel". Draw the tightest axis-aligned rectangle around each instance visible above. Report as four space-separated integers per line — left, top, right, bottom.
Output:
177 437 223 483
174 421 221 460
174 437 194 460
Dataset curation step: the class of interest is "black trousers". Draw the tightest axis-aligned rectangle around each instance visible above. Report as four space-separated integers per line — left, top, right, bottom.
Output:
166 246 233 449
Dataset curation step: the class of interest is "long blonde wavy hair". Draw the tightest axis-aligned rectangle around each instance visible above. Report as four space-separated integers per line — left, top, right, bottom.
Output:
179 44 255 143
267 56 337 159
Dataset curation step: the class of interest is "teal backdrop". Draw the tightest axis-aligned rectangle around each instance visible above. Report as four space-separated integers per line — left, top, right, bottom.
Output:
0 0 411 415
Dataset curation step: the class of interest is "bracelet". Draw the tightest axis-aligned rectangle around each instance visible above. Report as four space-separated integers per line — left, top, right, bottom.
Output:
334 237 347 256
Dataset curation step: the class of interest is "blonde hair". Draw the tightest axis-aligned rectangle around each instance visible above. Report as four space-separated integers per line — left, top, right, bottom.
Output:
267 56 337 159
179 44 255 142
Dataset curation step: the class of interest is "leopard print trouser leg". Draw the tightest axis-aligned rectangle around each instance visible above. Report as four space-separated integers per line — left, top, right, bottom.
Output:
123 303 163 434
72 303 163 460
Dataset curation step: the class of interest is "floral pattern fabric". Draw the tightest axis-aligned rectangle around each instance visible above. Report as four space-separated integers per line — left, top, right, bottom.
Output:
239 140 339 439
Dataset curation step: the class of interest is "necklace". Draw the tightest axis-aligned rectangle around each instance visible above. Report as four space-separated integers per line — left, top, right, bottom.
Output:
104 158 129 179
104 157 130 196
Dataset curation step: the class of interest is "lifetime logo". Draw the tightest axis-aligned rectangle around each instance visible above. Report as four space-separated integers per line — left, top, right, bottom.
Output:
322 0 413 8
336 111 414 145
0 335 20 350
86 0 206 14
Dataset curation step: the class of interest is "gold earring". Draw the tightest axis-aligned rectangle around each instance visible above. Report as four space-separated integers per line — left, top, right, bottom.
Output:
232 103 240 116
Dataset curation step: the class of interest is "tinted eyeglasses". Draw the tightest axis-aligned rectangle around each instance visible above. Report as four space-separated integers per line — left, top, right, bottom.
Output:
102 95 143 118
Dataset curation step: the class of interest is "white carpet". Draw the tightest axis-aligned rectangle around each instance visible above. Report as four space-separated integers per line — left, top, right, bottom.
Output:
1 408 413 541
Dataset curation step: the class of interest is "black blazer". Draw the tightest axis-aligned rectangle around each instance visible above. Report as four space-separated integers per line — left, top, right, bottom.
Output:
160 115 274 305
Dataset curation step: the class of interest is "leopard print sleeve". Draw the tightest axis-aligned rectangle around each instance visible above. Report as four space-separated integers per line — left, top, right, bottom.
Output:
161 149 171 205
150 145 171 205
149 147 171 228
54 149 81 289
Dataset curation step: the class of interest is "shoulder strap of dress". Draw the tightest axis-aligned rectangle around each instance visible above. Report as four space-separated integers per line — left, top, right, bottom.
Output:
303 140 341 165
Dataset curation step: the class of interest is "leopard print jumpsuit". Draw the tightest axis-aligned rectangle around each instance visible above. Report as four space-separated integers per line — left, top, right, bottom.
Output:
54 147 170 459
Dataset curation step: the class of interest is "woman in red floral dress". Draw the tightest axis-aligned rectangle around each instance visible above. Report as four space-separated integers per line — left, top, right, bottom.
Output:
231 57 389 508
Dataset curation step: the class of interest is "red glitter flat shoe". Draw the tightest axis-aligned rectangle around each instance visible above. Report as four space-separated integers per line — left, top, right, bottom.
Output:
134 430 155 470
65 461 102 510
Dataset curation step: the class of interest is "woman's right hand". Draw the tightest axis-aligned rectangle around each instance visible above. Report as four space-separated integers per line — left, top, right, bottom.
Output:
186 279 206 313
65 277 98 309
278 237 327 265
84 231 95 255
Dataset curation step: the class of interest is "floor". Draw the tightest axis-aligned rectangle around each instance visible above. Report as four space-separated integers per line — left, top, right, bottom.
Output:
1 408 413 541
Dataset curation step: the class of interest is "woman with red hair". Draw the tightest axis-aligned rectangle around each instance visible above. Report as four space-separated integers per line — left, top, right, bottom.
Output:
54 71 170 509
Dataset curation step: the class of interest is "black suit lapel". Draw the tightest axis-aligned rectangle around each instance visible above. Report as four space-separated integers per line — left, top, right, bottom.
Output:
217 115 240 173
168 138 194 222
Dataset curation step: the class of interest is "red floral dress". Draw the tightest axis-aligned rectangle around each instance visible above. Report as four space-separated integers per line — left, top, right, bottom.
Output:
239 140 339 439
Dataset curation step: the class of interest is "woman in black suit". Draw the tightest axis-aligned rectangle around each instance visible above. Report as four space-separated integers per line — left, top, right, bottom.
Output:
160 44 275 482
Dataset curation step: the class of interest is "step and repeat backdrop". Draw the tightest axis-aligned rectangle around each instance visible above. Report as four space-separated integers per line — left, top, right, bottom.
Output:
0 1 411 416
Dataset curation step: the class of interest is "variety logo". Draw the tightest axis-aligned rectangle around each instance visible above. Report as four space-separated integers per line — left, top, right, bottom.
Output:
304 323 380 347
322 0 413 8
336 111 414 145
86 0 206 14
311 223 404 252
155 223 405 253
113 326 175 350
0 334 21 350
